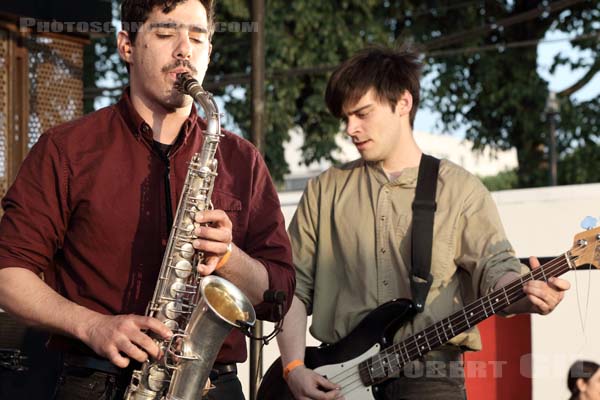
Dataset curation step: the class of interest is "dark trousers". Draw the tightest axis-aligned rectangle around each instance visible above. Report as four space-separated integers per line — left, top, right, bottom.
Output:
53 355 243 400
203 370 244 400
54 369 245 400
380 360 467 400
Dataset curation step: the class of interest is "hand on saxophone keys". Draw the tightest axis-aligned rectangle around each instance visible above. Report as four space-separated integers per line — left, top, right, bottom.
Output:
77 313 173 368
192 209 234 275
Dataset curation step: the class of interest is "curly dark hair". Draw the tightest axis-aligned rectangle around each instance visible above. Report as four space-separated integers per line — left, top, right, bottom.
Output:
325 45 423 128
121 0 215 44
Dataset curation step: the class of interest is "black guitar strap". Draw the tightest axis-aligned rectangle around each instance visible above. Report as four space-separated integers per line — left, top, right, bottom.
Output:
410 154 440 313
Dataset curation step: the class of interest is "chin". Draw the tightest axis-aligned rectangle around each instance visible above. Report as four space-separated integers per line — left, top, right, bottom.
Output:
164 90 193 109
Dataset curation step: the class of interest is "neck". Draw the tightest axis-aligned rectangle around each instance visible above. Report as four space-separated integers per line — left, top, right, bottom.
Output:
130 91 192 144
382 127 422 176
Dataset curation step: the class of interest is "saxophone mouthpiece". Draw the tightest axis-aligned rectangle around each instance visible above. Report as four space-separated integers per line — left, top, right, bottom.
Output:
175 72 193 93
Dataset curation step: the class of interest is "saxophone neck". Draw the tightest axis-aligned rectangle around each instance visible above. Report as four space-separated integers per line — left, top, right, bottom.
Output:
176 72 221 136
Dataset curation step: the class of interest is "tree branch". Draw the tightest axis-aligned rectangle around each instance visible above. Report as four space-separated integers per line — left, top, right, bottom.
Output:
557 55 600 98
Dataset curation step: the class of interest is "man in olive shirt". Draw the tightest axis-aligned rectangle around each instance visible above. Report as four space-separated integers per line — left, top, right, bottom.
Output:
276 46 570 400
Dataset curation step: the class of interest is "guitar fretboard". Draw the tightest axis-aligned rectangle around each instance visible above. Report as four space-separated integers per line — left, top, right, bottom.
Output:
360 252 576 385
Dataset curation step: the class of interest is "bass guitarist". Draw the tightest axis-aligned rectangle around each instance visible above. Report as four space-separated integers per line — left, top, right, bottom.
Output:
275 45 570 400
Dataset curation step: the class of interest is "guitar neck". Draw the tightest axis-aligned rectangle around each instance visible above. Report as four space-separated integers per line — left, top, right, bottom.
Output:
362 253 575 385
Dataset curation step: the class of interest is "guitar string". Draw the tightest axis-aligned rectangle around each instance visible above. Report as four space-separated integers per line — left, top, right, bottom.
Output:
327 254 576 396
330 255 570 385
367 256 572 382
572 261 593 346
370 258 566 376
337 255 573 396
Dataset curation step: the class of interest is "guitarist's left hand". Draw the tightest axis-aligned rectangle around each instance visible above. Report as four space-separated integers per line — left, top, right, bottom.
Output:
498 256 571 315
523 256 571 315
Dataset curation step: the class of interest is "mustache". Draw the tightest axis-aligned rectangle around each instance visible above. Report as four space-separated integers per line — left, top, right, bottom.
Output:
161 59 198 74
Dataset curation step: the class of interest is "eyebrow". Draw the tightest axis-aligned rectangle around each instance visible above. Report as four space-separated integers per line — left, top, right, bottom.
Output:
149 22 208 34
346 104 372 116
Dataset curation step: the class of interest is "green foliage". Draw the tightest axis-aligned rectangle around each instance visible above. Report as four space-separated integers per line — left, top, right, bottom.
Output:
84 0 128 113
88 1 599 186
210 0 599 186
210 0 393 182
480 169 519 192
396 0 600 188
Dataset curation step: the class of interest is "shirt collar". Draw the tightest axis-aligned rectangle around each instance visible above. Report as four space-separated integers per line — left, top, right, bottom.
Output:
116 87 200 143
367 161 419 188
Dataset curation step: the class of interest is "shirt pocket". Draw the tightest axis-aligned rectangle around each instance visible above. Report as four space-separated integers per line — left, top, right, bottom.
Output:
211 190 244 242
429 208 455 286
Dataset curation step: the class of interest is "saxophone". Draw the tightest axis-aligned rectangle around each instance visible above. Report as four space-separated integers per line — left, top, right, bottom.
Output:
124 73 256 400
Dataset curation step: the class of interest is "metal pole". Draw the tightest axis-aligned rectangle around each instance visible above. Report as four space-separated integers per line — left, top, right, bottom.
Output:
548 115 557 186
249 1 265 399
250 0 266 155
545 91 559 186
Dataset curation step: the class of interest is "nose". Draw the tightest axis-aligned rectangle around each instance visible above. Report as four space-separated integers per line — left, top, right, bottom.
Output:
345 116 359 136
173 32 192 60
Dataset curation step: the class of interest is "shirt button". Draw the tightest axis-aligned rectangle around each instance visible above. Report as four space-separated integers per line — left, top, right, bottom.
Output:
380 216 385 221
380 248 386 253
383 280 389 286
141 123 150 134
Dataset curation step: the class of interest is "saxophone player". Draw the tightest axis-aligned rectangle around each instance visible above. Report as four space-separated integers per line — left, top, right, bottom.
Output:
0 0 294 399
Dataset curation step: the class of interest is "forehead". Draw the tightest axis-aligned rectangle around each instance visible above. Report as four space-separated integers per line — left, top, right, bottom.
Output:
343 88 380 114
145 1 208 29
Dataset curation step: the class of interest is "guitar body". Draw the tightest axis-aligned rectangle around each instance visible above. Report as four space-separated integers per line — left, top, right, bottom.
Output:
257 299 415 400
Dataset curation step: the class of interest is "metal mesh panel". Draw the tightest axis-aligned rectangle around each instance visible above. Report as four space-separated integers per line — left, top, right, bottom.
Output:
26 35 84 149
0 30 8 200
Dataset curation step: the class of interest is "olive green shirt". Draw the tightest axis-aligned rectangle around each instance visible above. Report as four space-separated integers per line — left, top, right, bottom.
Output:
289 158 527 350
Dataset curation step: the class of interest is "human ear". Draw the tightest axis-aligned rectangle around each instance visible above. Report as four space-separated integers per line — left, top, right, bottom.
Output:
117 31 134 64
576 377 587 393
395 90 413 117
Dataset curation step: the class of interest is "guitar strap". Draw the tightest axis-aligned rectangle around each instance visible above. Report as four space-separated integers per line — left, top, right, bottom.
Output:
410 154 440 313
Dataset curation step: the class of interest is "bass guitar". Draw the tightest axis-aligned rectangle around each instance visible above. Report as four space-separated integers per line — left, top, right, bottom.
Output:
257 226 600 400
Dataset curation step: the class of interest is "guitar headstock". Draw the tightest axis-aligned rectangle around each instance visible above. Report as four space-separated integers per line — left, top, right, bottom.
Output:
571 226 600 270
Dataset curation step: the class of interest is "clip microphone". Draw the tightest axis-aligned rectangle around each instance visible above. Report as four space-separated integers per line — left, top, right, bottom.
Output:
238 290 287 344
263 290 286 305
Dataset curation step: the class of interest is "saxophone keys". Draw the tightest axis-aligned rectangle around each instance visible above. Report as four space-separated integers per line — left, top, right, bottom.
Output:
179 243 194 259
173 259 193 278
147 365 169 392
164 301 184 319
169 281 187 298
163 319 179 332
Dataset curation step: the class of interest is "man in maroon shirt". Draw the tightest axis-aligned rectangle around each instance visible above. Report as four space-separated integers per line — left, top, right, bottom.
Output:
0 0 294 399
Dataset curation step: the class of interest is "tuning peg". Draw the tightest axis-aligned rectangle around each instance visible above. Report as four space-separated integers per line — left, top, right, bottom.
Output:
580 216 598 230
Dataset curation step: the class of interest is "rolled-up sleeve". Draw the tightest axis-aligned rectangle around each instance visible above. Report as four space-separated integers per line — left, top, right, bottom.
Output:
243 152 295 322
0 132 68 274
287 177 319 315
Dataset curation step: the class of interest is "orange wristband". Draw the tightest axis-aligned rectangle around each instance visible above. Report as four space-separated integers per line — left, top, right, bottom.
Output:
215 242 233 270
283 359 304 380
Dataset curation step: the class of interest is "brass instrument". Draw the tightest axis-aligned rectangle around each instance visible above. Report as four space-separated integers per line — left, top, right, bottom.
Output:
124 73 256 400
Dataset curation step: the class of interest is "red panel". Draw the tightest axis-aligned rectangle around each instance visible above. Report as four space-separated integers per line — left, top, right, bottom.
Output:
465 317 498 398
496 314 531 400
464 315 531 400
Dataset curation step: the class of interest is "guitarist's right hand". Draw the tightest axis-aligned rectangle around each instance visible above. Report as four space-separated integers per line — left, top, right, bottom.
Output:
287 366 343 400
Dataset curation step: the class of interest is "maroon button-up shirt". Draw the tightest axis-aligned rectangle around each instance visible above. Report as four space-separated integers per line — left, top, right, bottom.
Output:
0 90 294 363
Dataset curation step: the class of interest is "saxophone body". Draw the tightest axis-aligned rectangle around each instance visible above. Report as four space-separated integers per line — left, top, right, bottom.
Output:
124 73 256 400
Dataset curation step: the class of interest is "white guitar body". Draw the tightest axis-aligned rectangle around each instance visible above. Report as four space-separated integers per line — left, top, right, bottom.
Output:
314 343 381 400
